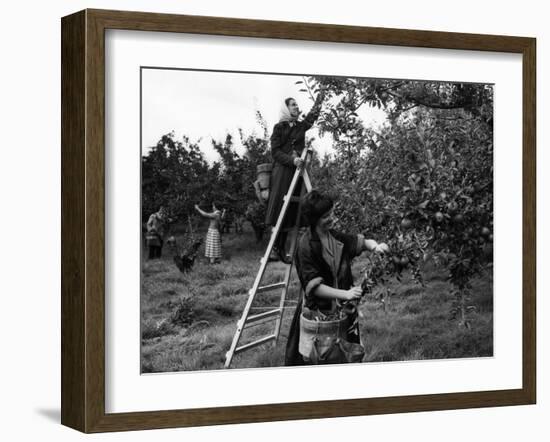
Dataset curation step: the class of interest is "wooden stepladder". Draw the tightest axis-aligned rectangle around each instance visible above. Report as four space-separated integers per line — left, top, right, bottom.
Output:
224 147 314 368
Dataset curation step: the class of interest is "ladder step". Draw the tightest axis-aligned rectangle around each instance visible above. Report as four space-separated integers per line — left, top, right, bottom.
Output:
285 196 301 203
243 316 278 329
257 282 286 293
245 308 282 325
235 334 277 354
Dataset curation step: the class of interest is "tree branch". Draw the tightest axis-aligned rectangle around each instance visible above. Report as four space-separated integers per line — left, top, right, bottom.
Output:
386 90 472 110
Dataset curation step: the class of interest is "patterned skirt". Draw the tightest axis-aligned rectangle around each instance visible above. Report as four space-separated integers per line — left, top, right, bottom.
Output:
205 228 222 259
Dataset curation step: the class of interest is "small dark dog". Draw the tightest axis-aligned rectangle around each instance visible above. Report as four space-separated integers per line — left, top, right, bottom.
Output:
173 238 203 273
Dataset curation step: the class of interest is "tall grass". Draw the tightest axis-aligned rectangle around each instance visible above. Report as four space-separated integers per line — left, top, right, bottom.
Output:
141 225 493 373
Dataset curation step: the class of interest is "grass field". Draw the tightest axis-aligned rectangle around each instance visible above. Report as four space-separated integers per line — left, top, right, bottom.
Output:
141 224 493 373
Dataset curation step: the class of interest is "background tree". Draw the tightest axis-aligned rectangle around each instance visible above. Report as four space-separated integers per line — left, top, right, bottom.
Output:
142 112 272 232
142 133 210 223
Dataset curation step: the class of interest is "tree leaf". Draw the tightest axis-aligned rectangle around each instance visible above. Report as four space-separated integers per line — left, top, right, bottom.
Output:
418 200 430 209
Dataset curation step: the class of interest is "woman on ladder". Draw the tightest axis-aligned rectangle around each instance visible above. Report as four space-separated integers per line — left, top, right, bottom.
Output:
265 90 325 263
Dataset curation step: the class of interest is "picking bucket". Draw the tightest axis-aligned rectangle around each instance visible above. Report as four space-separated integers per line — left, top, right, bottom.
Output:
256 163 272 201
299 308 365 364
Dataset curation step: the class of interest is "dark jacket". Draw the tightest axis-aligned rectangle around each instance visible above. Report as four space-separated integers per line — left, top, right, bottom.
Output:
295 228 365 311
284 227 365 366
264 109 320 227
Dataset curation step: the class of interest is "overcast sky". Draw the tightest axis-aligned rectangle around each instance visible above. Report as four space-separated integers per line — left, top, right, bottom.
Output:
141 68 387 163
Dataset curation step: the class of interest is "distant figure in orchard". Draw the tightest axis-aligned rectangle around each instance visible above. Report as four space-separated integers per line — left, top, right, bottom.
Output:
195 202 225 264
285 190 389 365
146 206 168 259
265 91 325 263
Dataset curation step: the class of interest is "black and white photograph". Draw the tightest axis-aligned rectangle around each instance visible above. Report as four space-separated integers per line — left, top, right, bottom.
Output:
140 68 494 372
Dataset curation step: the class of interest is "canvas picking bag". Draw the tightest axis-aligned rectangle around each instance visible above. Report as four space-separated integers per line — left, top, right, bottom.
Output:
299 306 365 364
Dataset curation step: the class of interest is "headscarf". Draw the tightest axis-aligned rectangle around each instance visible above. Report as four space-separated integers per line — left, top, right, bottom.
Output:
278 99 298 127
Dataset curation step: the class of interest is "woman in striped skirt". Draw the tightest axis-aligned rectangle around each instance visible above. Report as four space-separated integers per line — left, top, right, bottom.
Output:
194 203 224 264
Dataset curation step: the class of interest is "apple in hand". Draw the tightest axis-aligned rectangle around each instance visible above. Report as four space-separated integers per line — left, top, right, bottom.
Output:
376 243 390 253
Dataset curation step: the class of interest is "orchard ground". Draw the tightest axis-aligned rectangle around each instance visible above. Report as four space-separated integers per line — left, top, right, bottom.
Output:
141 224 493 373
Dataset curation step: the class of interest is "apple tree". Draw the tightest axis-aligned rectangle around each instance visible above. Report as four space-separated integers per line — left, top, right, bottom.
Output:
303 76 493 327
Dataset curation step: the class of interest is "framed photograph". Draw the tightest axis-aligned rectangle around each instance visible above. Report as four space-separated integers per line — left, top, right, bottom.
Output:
61 9 536 433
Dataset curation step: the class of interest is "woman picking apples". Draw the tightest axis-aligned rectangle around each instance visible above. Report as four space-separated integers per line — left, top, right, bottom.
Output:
285 190 389 365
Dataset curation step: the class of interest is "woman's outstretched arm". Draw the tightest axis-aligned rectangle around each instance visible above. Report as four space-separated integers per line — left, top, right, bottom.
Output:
302 90 326 130
194 205 216 219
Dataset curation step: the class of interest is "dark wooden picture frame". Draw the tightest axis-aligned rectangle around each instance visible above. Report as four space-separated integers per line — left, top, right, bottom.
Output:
61 9 536 433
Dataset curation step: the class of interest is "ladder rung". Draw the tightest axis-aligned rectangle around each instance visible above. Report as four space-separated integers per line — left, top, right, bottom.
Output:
245 308 282 325
257 282 286 293
288 196 301 203
251 305 296 309
243 316 278 329
235 334 277 354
